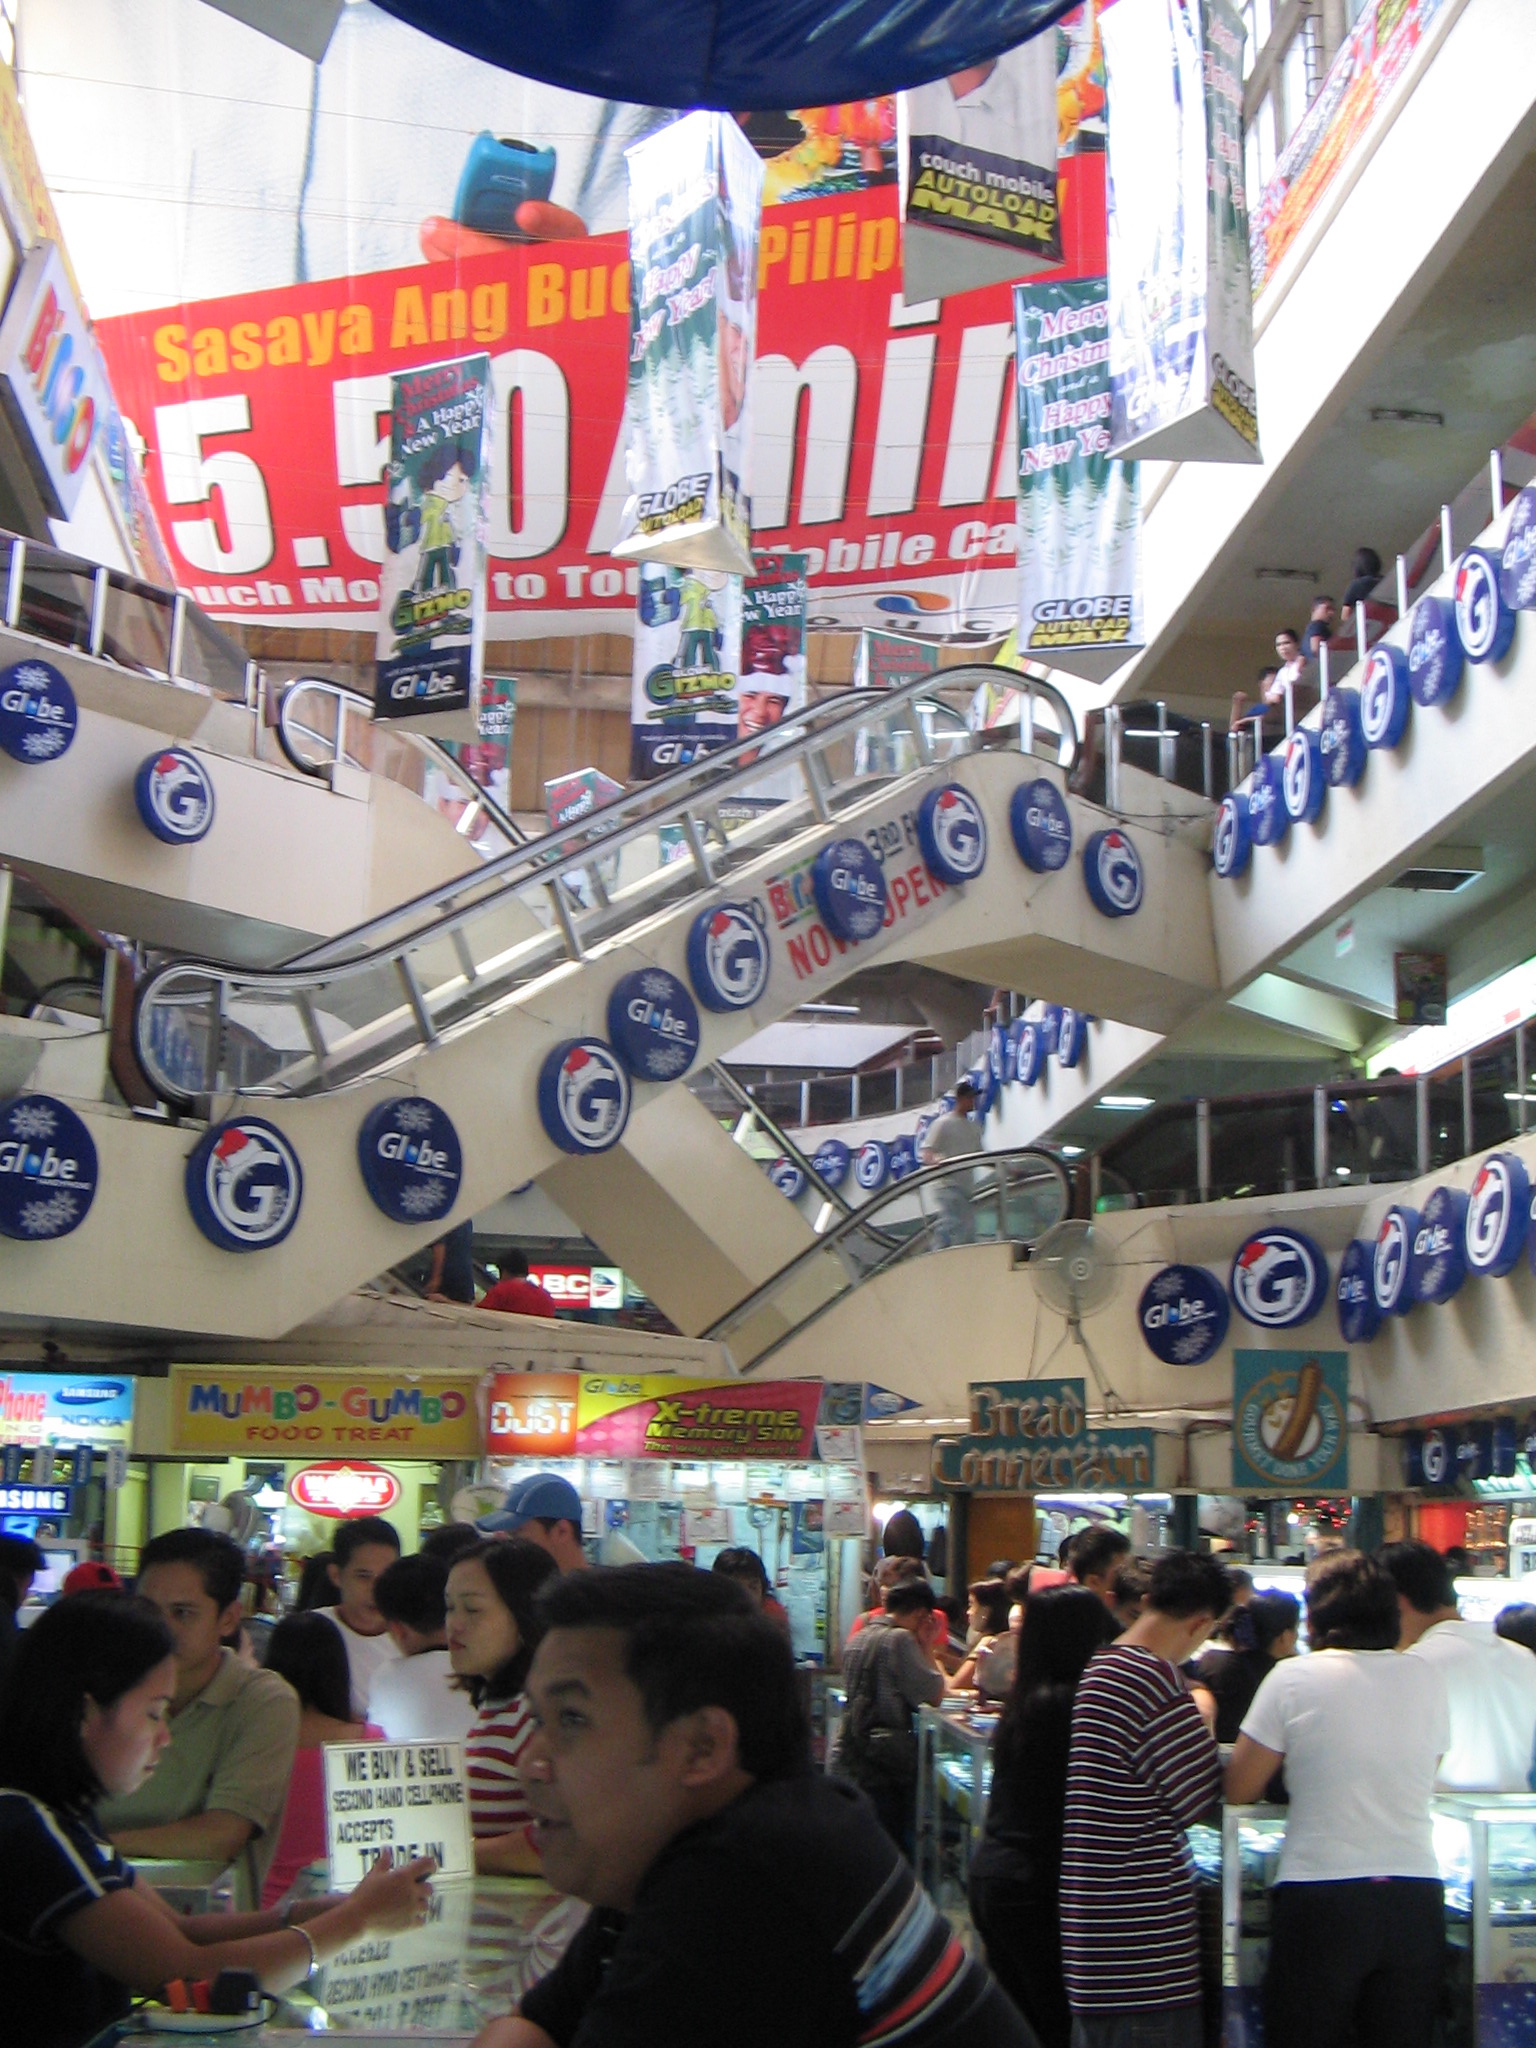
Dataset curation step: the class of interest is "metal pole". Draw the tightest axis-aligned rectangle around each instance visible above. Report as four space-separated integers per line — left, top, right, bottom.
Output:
1462 1055 1474 1160
1519 1024 1528 1138
1415 1074 1430 1177
850 1073 860 1120
88 567 109 658
1396 554 1410 618
1492 447 1505 522
1283 674 1295 736
1157 699 1172 781
1021 685 1035 758
1441 504 1454 574
5 538 24 628
1313 1084 1328 1188
800 1080 809 1127
168 593 187 679
1356 596 1368 666
1319 641 1331 701
1105 703 1122 811
1196 1099 1212 1202
1201 722 1213 799
895 1063 904 1112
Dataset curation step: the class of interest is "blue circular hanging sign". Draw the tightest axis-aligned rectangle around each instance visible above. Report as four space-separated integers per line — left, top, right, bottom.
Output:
1057 1009 1087 1069
1138 1264 1230 1365
0 1094 98 1241
135 747 216 844
854 1139 890 1193
1281 728 1326 826
812 1138 851 1189
1408 595 1464 707
1083 829 1144 917
1212 793 1251 878
536 1038 631 1155
1372 1204 1419 1316
686 901 770 1012
768 1157 807 1200
186 1117 303 1253
1229 1228 1328 1329
1320 687 1367 788
1465 1151 1531 1280
916 783 987 885
1410 1185 1468 1305
1361 643 1412 749
812 838 888 943
607 967 701 1082
357 1097 463 1225
1008 779 1073 872
1499 486 1536 610
1336 1239 1382 1344
1453 546 1516 666
1247 756 1289 847
0 658 76 765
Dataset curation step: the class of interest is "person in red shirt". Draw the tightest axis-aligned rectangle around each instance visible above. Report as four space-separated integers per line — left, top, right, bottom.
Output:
479 1250 557 1319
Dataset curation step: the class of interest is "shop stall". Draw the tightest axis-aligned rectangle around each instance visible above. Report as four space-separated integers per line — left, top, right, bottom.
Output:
0 1367 135 1577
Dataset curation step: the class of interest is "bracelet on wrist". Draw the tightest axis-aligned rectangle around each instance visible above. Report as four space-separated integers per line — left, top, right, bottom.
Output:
292 1922 318 1982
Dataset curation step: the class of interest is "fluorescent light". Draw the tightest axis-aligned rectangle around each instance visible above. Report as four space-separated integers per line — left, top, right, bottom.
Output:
1099 1094 1153 1110
1335 1165 1351 1177
1060 1144 1084 1157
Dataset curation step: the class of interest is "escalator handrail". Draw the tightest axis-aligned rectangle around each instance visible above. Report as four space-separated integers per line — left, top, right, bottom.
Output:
703 1061 861 1223
703 1143 1072 1356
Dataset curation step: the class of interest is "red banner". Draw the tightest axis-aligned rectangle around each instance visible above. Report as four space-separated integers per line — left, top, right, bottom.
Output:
96 173 1104 640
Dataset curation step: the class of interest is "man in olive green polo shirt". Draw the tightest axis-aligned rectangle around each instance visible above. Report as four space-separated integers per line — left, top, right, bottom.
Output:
97 1528 299 1908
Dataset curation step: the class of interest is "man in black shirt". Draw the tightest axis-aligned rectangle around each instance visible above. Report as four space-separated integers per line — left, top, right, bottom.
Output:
469 1566 1035 2048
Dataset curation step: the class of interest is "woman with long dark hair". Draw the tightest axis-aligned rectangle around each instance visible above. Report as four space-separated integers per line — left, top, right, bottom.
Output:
260 1611 380 1907
0 1594 432 2048
968 1586 1118 2048
445 1539 558 1875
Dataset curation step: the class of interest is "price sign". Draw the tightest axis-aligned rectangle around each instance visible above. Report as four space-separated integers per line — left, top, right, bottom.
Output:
323 1741 473 1889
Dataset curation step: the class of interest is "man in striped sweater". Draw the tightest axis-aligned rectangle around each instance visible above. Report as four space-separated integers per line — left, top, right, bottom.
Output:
1060 1551 1231 2048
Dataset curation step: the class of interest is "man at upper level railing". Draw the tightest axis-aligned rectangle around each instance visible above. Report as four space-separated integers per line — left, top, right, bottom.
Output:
919 1079 983 1248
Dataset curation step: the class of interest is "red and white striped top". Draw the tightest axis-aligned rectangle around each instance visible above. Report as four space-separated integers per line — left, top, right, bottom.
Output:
465 1692 536 1839
1060 1644 1221 2013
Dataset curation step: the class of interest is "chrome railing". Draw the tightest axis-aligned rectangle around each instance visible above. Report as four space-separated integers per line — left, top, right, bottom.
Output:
706 1144 1072 1371
706 1060 859 1224
133 667 1080 1103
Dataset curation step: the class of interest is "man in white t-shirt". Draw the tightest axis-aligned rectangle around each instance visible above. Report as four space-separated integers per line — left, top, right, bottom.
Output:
918 1080 983 1249
368 1553 474 1744
322 1515 403 1720
1379 1539 1536 1791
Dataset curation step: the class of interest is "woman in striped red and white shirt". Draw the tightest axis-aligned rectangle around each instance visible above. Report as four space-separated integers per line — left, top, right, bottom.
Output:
445 1540 559 1876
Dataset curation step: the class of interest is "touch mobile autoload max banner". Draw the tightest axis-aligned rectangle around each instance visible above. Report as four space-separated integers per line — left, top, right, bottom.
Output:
373 352 491 735
1013 276 1143 682
612 111 764 576
1101 0 1259 464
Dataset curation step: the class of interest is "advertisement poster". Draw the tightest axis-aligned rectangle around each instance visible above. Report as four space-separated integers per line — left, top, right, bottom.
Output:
932 1377 1157 1492
1394 950 1449 1026
374 353 491 733
1014 276 1142 680
573 1375 824 1461
322 1740 472 1888
630 565 743 778
168 1368 481 1456
898 32 1062 301
611 112 763 575
737 550 809 797
1102 0 1259 464
1250 0 1451 292
0 1371 134 1449
1232 1350 1349 1491
853 630 943 691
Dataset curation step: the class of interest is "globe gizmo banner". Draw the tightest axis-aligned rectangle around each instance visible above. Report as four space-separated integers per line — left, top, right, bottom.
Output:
373 353 490 733
1013 277 1142 682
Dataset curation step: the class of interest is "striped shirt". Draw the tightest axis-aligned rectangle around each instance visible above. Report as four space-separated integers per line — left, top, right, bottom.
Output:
1060 1645 1220 2012
465 1692 536 1839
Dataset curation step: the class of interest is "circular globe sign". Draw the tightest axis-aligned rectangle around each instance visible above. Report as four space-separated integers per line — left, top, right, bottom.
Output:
1281 728 1326 827
1057 1009 1087 1069
1410 1185 1468 1305
889 1135 919 1181
1408 595 1464 707
1371 1204 1419 1317
187 1117 303 1253
1320 687 1367 788
1361 643 1412 750
536 1039 631 1155
1138 1264 1230 1365
0 1094 98 1241
1083 829 1144 917
0 658 76 764
916 784 987 885
1336 1239 1382 1344
686 901 770 1012
812 837 888 943
768 1158 807 1200
607 967 701 1082
1009 778 1073 872
357 1097 462 1225
1454 546 1516 666
289 1461 403 1520
135 747 216 844
1212 794 1251 879
1465 1151 1532 1279
812 1138 851 1189
1500 485 1536 611
1246 756 1289 848
1014 1020 1045 1086
1229 1228 1328 1329
988 1024 1008 1085
854 1139 890 1193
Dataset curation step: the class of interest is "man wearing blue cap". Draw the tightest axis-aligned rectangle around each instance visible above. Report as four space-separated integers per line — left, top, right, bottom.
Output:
478 1473 590 1574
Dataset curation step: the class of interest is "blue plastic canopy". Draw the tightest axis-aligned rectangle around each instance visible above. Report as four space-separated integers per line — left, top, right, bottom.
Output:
374 0 1079 111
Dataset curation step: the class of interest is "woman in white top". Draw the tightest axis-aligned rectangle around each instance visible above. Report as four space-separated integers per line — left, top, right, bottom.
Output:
1226 1550 1450 2048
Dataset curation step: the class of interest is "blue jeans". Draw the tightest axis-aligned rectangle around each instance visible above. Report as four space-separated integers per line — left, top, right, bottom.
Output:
1071 2004 1203 2048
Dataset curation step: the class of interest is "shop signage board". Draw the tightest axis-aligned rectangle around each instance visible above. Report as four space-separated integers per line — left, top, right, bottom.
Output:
483 1373 825 1461
0 1371 133 1449
932 1378 1157 1492
322 1739 473 1888
168 1368 480 1455
1231 1349 1349 1491
289 1462 403 1519
526 1266 625 1310
0 240 108 517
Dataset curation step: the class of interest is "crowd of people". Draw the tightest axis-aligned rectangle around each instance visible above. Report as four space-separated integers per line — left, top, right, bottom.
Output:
7 1489 1536 2048
1228 546 1386 740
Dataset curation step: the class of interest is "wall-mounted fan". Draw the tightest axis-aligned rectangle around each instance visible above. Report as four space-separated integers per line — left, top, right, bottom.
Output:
1029 1220 1125 1414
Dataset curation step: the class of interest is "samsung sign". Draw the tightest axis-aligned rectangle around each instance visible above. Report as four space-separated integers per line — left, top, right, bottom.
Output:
0 243 106 519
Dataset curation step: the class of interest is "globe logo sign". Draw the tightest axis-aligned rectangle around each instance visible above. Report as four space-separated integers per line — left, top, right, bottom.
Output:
686 901 770 1013
889 1135 919 1180
1416 1427 1455 1487
186 1117 303 1253
1465 1152 1531 1279
1499 485 1536 611
812 1139 851 1189
0 658 76 765
917 784 987 885
1454 546 1516 666
537 1039 631 1155
1009 778 1073 872
1138 1264 1230 1365
1410 1185 1468 1305
812 837 888 943
0 1094 98 1242
1014 1021 1045 1086
607 967 701 1082
988 1024 1008 1084
1408 594 1464 707
1229 1229 1328 1329
768 1158 807 1200
1335 1239 1382 1344
1083 829 1144 918
357 1097 462 1225
1360 643 1411 749
1320 687 1367 788
135 747 216 845
854 1139 890 1193
1212 794 1251 879
1281 729 1326 827
1057 1009 1086 1069
1246 757 1289 848
1371 1204 1418 1316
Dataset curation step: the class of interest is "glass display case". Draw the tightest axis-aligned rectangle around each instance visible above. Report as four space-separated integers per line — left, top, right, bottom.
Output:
915 1701 997 1911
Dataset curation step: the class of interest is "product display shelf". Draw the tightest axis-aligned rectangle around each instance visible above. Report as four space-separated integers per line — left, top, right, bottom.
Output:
915 1700 997 1911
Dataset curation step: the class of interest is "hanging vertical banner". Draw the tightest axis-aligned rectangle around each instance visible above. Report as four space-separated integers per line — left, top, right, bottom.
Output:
897 34 1062 301
739 550 809 763
373 353 491 736
853 631 942 692
1102 0 1260 464
612 111 764 575
1014 277 1143 682
630 566 743 779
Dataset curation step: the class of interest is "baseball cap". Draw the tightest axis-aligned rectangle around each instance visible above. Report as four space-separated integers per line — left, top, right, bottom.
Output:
476 1472 583 1536
62 1561 124 1596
